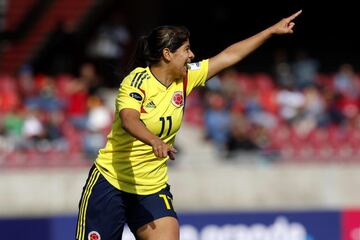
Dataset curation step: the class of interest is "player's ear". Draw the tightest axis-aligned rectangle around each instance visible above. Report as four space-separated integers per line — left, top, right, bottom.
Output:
162 48 171 61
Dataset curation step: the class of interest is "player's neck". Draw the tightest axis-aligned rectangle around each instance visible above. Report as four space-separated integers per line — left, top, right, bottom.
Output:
150 65 174 87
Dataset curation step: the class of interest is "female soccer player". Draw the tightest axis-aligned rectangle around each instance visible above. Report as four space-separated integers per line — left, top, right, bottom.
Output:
76 10 302 240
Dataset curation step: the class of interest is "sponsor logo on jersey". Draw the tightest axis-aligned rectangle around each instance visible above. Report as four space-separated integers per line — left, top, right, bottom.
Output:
129 92 143 101
187 62 200 70
171 91 184 107
145 100 156 108
88 231 101 240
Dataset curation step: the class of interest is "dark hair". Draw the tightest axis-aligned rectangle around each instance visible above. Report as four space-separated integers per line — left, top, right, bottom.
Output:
123 25 190 76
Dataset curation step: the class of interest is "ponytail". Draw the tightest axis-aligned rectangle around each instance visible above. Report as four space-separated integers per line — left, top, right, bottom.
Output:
121 35 149 79
133 36 149 68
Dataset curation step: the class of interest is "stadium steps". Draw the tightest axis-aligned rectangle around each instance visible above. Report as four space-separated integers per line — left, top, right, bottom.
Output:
4 0 38 31
0 0 94 74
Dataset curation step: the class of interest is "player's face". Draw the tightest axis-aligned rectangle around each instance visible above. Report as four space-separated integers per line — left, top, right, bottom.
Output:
171 40 194 79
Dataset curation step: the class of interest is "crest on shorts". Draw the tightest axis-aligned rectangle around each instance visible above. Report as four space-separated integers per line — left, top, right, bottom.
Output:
88 231 101 240
171 91 184 107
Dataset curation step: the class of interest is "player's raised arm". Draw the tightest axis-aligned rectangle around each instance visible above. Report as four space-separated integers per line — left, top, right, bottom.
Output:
207 10 302 80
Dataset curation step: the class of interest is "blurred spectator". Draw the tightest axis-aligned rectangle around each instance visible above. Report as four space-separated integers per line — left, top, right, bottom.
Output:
272 48 294 88
65 78 89 130
302 86 327 127
2 106 24 150
242 89 277 129
0 74 19 113
206 75 222 91
255 73 278 115
17 64 36 98
78 62 103 96
276 87 305 124
333 63 360 98
83 95 112 159
330 64 360 127
86 95 112 132
220 68 241 99
43 110 68 151
24 74 64 112
204 90 231 154
324 89 346 126
292 50 320 89
227 111 259 157
87 14 131 63
3 107 23 138
22 108 46 144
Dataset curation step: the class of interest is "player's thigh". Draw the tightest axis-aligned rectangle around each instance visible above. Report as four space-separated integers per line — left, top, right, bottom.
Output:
127 185 178 239
76 166 127 240
136 216 179 240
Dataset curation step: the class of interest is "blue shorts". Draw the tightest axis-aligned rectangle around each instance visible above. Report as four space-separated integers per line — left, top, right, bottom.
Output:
75 165 178 240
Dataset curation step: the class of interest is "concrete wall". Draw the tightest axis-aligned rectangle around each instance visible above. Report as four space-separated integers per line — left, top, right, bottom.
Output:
1 163 360 216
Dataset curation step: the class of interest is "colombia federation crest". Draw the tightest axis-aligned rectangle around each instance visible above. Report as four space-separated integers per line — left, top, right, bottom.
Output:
171 91 184 107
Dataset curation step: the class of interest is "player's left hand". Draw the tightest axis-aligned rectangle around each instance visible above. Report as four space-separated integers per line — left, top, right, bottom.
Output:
168 147 177 160
270 9 302 35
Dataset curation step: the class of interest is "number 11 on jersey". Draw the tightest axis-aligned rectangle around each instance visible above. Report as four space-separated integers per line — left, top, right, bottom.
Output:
159 116 172 137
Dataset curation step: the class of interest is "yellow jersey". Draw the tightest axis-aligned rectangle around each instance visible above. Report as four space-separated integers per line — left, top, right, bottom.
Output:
95 59 209 194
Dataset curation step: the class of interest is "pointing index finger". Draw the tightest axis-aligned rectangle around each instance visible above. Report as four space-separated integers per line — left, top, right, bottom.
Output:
288 9 302 21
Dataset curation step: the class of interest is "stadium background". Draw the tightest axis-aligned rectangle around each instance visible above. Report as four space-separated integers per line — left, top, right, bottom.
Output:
1 0 360 239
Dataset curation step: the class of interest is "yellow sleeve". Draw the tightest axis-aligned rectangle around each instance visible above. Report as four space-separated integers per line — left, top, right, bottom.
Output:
117 75 145 112
186 59 209 95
